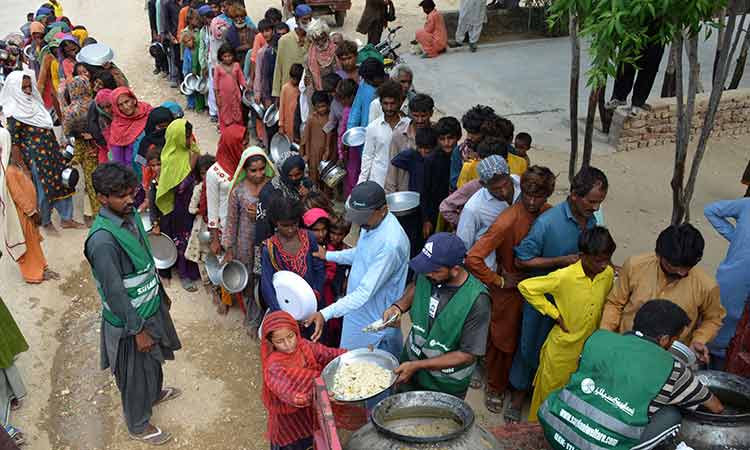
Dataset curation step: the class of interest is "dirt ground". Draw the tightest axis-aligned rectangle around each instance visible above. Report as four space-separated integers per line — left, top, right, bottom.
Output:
2 0 748 449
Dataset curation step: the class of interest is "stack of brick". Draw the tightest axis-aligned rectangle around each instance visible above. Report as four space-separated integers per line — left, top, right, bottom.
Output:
608 88 750 151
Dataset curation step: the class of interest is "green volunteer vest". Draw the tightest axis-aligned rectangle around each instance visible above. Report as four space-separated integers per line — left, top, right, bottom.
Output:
86 212 162 328
401 274 487 396
539 330 674 450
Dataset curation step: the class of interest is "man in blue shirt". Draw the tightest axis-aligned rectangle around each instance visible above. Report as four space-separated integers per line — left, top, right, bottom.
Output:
704 197 750 364
504 166 608 422
305 181 410 357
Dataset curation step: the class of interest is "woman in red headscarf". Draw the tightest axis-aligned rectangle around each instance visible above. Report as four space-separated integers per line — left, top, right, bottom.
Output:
108 87 152 169
262 311 345 450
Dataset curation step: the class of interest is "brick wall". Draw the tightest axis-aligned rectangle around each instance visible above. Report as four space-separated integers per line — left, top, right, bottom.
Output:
608 88 750 151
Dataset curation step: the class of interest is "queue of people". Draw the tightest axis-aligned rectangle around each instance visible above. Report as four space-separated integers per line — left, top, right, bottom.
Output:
0 1 749 449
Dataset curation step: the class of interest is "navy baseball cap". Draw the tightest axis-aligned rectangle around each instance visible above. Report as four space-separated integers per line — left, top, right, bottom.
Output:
409 233 467 274
345 181 386 225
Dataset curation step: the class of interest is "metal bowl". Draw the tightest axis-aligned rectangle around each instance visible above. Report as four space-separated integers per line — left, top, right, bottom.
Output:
386 191 420 217
198 229 212 244
221 260 248 293
321 348 399 403
243 90 265 117
195 76 208 95
263 103 279 127
205 253 223 285
342 126 366 147
148 233 178 270
269 133 291 164
319 160 346 188
184 73 200 91
372 391 475 443
75 43 114 66
669 340 699 371
179 79 194 96
23 44 35 61
61 167 79 189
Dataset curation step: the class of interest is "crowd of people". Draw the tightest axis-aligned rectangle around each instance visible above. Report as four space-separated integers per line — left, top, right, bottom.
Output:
0 1 749 449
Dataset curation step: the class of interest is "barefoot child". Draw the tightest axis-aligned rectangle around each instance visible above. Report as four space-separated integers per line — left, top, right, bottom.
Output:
262 310 346 450
279 63 303 142
186 154 216 291
214 43 246 132
513 131 532 166
300 90 335 187
518 226 616 422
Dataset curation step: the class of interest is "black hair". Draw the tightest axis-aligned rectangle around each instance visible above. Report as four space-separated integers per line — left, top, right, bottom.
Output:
267 193 305 226
145 147 162 163
408 94 434 114
633 300 691 340
73 25 87 31
376 79 402 102
335 40 358 58
289 63 304 82
515 131 532 147
462 105 494 134
476 136 507 159
185 121 193 140
434 116 461 139
520 165 556 197
359 57 385 84
415 127 438 149
273 22 289 34
655 224 704 267
329 214 351 234
303 190 335 214
217 43 235 61
497 117 514 141
257 18 272 32
570 166 608 197
578 226 616 256
311 90 331 106
73 62 89 76
264 7 283 22
195 154 216 181
336 78 358 99
245 154 267 169
92 70 117 90
92 162 138 196
82 37 98 46
322 72 342 93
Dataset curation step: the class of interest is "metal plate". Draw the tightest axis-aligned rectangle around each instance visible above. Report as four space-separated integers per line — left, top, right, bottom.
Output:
342 126 366 147
75 43 114 66
321 348 399 403
205 254 223 285
148 233 177 270
386 191 420 216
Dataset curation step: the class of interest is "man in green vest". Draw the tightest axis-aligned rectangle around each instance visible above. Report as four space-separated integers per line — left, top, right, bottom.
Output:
84 163 182 446
383 232 490 399
539 300 724 450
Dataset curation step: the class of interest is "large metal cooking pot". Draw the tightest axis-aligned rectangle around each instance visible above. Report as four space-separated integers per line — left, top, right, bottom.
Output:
319 160 346 188
679 370 750 450
61 167 79 189
346 391 501 450
386 191 420 217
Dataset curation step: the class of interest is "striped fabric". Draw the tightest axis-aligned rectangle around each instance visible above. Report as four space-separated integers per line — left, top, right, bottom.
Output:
648 360 711 415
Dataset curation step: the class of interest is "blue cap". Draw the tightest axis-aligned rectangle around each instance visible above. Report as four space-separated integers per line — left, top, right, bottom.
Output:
295 4 313 17
409 233 467 274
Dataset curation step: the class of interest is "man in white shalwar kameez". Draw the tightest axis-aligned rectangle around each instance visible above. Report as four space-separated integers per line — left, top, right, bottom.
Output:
450 0 487 52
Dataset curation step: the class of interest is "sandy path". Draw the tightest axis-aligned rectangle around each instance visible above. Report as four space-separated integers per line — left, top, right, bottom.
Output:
2 0 747 449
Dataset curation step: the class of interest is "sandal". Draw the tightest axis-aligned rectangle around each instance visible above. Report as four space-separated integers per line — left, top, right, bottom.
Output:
470 368 483 390
180 278 198 293
129 426 172 446
485 391 504 414
154 387 182 406
10 398 22 411
4 425 25 446
504 406 521 423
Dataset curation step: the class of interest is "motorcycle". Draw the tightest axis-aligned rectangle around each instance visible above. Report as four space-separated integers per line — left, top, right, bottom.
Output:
375 26 403 70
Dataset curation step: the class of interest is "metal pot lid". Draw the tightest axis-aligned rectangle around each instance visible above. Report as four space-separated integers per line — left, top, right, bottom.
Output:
269 133 291 163
272 271 316 320
75 43 114 66
342 126 366 147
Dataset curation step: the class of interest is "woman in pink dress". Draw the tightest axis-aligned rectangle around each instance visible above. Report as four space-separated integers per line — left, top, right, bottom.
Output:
213 43 247 133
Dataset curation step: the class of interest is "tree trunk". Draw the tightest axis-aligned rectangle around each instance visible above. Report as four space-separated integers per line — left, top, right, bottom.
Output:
713 7 728 84
661 45 677 98
683 6 739 222
582 88 600 169
729 27 750 89
597 79 609 132
671 33 688 225
568 12 580 183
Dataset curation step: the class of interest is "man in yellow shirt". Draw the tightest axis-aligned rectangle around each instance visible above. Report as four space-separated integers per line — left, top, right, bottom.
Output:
518 226 616 422
600 224 725 365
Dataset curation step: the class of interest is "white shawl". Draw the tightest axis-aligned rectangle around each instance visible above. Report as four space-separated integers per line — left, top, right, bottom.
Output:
0 70 54 129
0 126 27 261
